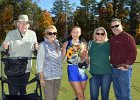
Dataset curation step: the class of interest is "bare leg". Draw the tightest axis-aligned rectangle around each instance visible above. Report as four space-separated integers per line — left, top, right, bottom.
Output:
81 80 87 91
70 81 87 100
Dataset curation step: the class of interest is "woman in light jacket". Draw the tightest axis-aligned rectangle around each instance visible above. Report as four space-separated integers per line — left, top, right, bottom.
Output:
36 25 62 100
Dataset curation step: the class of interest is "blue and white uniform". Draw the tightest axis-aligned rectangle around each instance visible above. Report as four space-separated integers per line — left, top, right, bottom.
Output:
66 40 88 82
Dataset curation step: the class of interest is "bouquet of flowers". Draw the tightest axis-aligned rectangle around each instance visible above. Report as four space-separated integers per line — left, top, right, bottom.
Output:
66 42 86 65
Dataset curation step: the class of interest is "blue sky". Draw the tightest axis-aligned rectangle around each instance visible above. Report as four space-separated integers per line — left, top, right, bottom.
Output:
38 0 80 11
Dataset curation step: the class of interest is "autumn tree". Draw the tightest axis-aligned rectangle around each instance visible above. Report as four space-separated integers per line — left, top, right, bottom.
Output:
0 0 41 43
36 10 54 42
0 0 47 43
39 10 53 29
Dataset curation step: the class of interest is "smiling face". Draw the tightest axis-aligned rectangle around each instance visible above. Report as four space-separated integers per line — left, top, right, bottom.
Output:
71 27 81 41
46 28 57 43
95 29 106 43
111 20 123 35
45 25 57 43
17 21 30 33
93 27 108 42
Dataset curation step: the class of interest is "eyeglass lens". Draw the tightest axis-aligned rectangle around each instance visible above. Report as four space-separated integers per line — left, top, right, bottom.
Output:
111 25 119 29
96 33 105 36
48 32 57 35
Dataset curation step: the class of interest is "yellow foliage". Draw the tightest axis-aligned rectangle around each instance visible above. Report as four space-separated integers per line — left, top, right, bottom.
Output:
39 10 53 28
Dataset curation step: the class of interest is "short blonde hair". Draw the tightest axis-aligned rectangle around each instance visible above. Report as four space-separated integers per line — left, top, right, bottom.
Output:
44 25 57 36
93 27 108 42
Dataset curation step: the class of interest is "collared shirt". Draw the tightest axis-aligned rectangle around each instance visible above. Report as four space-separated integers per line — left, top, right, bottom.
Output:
3 29 37 72
110 31 137 65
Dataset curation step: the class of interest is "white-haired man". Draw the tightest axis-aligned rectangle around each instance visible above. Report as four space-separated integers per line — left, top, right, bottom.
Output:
2 14 38 95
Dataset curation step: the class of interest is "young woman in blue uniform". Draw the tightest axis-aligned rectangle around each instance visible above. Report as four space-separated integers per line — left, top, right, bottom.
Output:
62 26 88 100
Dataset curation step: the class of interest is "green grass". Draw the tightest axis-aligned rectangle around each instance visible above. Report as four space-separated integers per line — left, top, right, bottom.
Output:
137 45 140 49
58 51 140 100
0 49 140 100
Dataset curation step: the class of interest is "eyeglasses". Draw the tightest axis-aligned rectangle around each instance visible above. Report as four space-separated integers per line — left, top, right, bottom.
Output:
96 33 105 36
18 22 29 25
111 25 119 29
48 32 57 35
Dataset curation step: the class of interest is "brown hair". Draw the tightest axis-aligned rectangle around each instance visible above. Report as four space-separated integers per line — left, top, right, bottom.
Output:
71 26 81 32
110 18 122 24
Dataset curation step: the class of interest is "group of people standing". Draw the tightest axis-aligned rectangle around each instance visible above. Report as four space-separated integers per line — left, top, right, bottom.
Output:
2 14 137 100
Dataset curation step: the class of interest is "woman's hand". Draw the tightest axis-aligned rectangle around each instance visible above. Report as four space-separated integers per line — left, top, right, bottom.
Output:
40 78 45 87
39 72 45 87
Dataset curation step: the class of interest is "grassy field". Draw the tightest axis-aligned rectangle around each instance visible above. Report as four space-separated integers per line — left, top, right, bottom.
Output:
58 48 140 100
0 46 140 100
137 45 140 48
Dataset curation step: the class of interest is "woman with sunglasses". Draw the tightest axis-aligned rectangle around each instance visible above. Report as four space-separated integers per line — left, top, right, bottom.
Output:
36 25 62 100
62 26 88 100
88 27 112 100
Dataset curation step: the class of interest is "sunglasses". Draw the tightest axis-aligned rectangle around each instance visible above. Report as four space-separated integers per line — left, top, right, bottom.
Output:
48 32 57 35
111 25 119 29
96 33 105 36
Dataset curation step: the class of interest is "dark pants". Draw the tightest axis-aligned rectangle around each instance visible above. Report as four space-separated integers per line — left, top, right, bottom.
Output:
7 72 30 95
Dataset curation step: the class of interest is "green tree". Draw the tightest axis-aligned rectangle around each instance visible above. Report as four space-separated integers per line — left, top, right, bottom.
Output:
129 0 140 36
74 0 140 39
51 0 74 42
73 0 97 41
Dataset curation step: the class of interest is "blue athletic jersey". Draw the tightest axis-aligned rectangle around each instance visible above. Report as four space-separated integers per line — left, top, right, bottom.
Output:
66 40 88 82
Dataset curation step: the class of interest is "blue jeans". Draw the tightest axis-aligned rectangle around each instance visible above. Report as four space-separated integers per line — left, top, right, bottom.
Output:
89 74 112 100
112 66 132 100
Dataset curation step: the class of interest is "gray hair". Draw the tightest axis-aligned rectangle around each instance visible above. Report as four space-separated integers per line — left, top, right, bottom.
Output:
93 27 108 42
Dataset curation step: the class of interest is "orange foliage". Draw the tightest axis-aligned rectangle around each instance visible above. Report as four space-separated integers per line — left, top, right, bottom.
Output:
2 5 13 23
39 10 53 28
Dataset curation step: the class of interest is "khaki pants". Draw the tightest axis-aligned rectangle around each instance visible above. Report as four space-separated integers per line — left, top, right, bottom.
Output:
44 79 61 100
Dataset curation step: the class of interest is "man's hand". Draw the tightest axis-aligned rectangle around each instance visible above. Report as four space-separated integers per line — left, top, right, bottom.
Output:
34 43 39 50
3 42 9 50
117 64 129 71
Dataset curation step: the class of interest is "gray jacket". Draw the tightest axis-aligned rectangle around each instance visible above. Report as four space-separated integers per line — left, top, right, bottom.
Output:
3 29 37 72
36 39 62 80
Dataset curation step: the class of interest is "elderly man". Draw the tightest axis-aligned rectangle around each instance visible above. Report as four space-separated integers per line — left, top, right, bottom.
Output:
2 14 38 95
110 18 137 100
